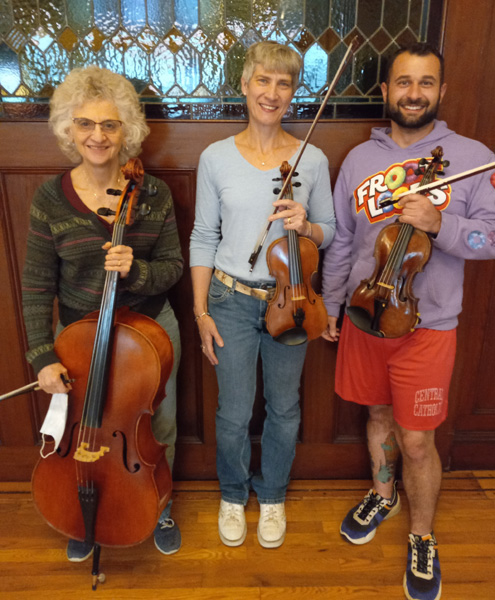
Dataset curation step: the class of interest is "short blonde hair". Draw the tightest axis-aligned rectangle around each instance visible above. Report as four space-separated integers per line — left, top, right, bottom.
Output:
49 66 150 163
242 41 302 93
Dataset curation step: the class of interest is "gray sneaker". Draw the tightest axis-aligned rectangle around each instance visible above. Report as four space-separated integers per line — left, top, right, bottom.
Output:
66 538 94 562
154 517 182 555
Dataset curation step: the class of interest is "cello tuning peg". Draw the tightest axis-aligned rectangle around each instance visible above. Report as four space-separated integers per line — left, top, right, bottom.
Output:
442 160 450 168
138 203 151 217
145 184 158 197
414 168 423 176
106 188 122 196
419 158 428 166
97 207 116 216
273 188 281 194
292 182 302 188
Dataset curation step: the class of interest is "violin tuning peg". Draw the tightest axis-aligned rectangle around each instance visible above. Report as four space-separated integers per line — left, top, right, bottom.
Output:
414 168 423 176
273 188 281 194
442 160 450 168
272 177 283 182
293 171 299 177
292 182 302 188
146 184 158 197
419 158 428 166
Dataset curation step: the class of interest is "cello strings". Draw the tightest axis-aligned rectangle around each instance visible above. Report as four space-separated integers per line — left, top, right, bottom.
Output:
75 202 127 492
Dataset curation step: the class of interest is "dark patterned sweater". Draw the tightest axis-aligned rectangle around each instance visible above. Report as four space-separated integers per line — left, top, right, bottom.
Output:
22 172 183 374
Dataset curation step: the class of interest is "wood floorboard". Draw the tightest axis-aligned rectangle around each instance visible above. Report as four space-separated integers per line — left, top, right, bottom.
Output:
0 473 494 599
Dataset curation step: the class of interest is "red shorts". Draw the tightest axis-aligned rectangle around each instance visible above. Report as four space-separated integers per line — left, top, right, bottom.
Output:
335 316 457 431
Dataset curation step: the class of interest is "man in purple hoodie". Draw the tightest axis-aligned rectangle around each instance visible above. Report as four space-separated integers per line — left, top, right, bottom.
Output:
322 43 495 600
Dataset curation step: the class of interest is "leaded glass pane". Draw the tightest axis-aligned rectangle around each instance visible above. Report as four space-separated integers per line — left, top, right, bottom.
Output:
226 0 250 38
175 0 199 36
0 1 14 38
279 0 303 39
39 0 66 37
0 0 445 120
0 42 21 93
331 0 357 38
122 0 146 36
305 0 329 38
67 0 93 37
200 0 225 35
94 0 121 36
147 0 174 37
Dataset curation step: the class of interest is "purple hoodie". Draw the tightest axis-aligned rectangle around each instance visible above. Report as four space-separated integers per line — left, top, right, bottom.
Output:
322 120 495 330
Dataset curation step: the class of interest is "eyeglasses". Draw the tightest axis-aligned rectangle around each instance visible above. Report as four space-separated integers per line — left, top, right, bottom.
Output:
72 118 123 134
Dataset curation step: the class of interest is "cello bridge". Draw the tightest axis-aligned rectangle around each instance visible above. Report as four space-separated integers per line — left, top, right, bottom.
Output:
74 442 110 463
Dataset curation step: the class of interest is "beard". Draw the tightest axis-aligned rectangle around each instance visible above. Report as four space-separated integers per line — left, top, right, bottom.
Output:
385 97 440 129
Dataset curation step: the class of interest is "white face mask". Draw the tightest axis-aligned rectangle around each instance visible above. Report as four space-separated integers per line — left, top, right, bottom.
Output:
39 393 68 458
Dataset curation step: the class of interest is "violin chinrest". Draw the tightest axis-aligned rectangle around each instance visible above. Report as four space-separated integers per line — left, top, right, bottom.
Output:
274 326 308 346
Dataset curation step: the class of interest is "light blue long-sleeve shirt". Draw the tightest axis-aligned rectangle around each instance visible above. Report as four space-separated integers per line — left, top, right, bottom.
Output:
190 136 335 282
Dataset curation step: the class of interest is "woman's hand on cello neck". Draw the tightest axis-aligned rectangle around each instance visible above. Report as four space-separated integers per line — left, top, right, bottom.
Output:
102 242 133 278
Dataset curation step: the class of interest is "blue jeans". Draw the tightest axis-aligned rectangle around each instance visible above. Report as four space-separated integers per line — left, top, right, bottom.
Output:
208 275 307 505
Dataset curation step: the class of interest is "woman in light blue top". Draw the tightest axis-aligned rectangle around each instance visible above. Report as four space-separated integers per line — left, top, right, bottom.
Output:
189 41 335 549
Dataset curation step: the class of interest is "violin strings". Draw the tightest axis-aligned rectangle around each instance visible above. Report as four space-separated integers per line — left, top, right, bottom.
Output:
378 161 438 295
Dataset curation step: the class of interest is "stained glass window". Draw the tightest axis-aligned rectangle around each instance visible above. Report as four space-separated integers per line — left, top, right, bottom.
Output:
0 0 444 120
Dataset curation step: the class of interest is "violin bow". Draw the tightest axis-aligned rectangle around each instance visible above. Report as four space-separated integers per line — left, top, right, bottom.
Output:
248 36 360 271
379 161 495 208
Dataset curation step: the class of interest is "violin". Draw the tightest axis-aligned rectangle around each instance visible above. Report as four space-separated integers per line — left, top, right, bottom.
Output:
31 159 174 589
265 161 328 345
347 146 449 338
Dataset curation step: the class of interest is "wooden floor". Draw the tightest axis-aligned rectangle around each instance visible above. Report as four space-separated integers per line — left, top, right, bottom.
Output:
0 472 494 599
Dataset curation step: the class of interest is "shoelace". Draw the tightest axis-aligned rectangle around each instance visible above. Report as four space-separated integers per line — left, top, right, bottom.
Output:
158 517 175 530
260 505 283 523
222 504 243 523
356 491 384 519
411 534 435 576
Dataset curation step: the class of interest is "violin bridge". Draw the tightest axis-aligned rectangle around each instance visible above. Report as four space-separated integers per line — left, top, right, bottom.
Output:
377 282 395 290
74 442 110 463
291 295 307 301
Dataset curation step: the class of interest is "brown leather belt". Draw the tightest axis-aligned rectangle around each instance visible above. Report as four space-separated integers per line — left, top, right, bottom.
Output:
214 269 275 302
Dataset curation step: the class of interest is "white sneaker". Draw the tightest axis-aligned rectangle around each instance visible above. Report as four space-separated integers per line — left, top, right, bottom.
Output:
218 499 247 546
257 503 286 548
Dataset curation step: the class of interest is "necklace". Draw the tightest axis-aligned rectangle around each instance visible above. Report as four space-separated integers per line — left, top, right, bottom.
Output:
81 168 123 205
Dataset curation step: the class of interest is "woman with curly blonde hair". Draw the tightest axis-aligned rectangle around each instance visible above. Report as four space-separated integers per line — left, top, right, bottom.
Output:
22 65 183 561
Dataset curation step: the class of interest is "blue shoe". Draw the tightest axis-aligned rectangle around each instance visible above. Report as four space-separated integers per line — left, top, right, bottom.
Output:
340 481 401 545
154 517 181 555
66 538 94 562
404 532 442 600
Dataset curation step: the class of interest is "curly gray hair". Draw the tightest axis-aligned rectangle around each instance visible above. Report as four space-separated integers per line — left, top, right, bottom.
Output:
49 66 149 163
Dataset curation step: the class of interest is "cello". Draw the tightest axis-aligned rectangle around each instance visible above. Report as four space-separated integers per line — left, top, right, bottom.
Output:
347 146 448 338
31 158 174 588
265 161 328 345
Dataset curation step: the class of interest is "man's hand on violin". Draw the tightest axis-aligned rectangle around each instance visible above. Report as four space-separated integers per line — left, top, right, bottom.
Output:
397 193 442 234
321 316 340 342
270 199 310 236
196 315 224 366
102 242 133 278
38 362 72 394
